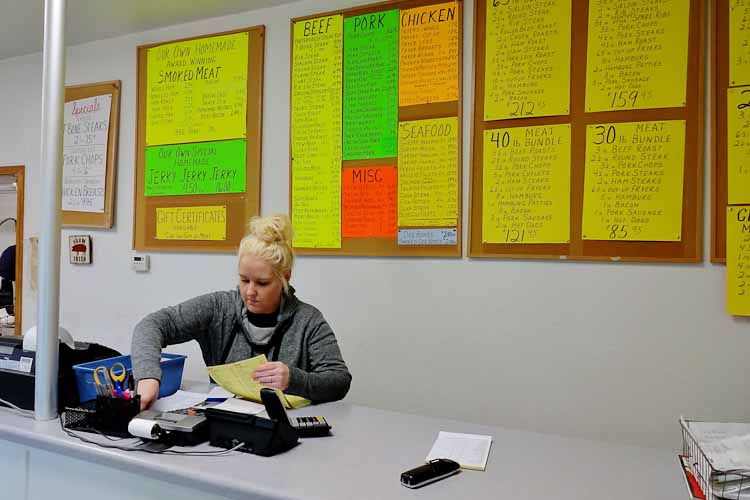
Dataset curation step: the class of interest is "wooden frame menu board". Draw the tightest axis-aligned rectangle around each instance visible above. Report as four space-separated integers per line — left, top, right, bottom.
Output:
134 26 264 252
469 0 705 262
711 0 750 263
290 0 463 257
62 80 120 228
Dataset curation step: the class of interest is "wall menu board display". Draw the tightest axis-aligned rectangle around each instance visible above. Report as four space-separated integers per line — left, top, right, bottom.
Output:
712 1 750 264
62 81 121 228
134 27 264 252
727 206 750 315
290 1 463 257
470 0 705 262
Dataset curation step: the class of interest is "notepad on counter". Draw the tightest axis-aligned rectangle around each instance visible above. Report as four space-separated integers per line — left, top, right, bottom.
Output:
426 431 493 471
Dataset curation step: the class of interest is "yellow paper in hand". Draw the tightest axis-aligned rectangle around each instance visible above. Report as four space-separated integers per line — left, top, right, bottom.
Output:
727 206 750 316
207 354 311 409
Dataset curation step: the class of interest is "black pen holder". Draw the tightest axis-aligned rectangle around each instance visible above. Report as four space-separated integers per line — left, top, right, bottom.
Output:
93 395 141 438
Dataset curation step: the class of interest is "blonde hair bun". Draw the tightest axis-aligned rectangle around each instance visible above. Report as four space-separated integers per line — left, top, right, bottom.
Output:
238 214 295 292
248 214 293 244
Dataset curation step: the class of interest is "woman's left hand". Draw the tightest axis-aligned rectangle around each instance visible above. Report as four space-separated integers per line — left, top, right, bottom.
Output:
252 361 290 391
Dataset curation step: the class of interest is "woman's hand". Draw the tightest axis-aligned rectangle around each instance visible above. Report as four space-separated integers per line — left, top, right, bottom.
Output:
252 361 290 391
137 378 160 411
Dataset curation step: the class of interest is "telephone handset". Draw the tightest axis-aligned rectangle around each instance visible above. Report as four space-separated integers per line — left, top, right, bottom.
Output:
260 388 291 424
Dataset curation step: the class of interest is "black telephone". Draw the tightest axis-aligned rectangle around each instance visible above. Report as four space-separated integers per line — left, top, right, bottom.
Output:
205 388 298 456
205 389 332 456
260 388 332 437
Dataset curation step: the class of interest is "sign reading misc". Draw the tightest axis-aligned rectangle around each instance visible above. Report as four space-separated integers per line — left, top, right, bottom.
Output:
69 235 92 264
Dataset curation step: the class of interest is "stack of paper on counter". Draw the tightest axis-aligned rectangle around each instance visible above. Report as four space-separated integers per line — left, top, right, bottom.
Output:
207 354 311 409
687 421 750 499
426 431 493 471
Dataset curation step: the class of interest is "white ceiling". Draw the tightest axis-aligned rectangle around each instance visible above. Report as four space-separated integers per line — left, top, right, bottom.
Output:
0 0 298 61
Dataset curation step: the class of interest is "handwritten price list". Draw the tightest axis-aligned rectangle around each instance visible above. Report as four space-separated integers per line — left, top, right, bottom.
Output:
585 0 689 112
62 94 112 213
146 32 248 146
343 10 399 160
727 206 750 315
342 166 397 238
144 139 246 196
482 124 570 244
398 117 458 227
399 2 459 106
484 0 571 121
582 120 686 241
291 15 343 248
727 87 750 204
730 0 750 86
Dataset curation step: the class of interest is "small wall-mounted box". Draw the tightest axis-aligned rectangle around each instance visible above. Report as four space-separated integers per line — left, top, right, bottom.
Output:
69 235 92 265
131 254 149 272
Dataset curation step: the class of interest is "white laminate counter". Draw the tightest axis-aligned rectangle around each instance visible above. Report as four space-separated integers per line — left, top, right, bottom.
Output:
0 402 685 500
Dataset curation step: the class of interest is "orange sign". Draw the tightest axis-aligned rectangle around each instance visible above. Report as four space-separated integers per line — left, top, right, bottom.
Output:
342 166 397 238
398 2 459 106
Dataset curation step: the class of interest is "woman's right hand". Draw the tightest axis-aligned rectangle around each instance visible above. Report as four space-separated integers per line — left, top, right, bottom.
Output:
137 378 160 411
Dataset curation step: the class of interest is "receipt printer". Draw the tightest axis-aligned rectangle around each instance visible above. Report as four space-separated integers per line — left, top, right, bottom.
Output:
0 336 120 411
129 410 208 447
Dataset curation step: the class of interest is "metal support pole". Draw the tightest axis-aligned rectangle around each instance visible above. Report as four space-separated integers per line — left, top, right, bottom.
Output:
35 0 66 421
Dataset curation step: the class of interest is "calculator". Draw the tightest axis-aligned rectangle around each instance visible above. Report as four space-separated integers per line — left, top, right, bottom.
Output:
291 416 331 437
259 388 332 438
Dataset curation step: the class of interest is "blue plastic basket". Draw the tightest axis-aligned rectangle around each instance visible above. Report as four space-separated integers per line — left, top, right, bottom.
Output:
72 353 186 403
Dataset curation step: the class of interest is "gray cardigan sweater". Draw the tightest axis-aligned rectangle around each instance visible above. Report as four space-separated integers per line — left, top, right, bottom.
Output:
131 288 352 403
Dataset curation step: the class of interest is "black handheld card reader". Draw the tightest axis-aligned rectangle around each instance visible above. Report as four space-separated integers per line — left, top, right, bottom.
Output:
205 388 299 456
400 458 460 489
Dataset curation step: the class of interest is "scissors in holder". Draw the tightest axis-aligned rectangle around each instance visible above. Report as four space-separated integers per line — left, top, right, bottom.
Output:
93 365 114 397
109 362 127 398
93 362 128 398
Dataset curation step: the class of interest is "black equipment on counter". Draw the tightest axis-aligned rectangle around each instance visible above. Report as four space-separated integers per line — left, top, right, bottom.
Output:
0 336 120 411
205 388 299 456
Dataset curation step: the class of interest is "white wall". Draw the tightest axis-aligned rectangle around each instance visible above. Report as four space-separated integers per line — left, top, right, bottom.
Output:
0 0 748 450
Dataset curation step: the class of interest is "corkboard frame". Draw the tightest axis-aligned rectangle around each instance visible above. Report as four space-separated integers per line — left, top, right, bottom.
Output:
134 26 265 253
289 0 463 257
712 0 731 264
468 0 706 263
0 165 25 336
62 80 120 228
